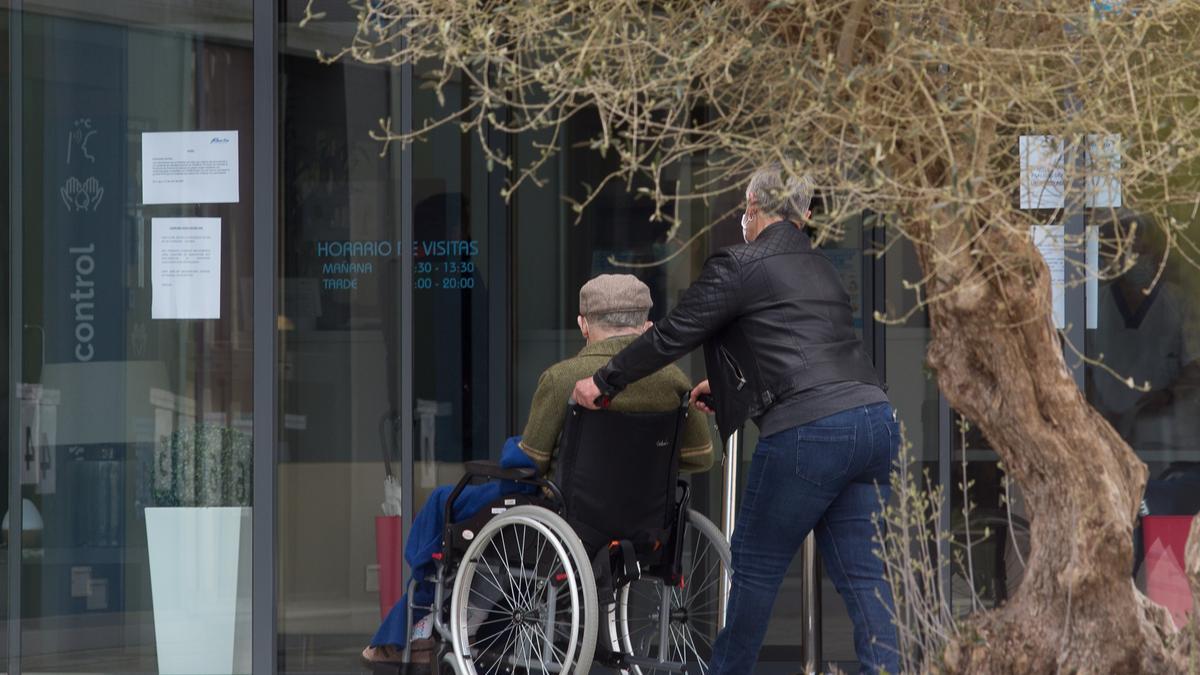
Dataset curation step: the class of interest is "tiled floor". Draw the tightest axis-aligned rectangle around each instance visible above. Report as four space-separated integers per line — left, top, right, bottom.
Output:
288 641 854 674
0 575 862 674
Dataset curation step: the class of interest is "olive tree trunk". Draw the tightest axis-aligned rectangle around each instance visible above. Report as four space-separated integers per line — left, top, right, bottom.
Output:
915 221 1190 673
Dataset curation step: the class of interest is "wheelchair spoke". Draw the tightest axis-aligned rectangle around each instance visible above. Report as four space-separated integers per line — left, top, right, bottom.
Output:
534 525 550 577
687 567 722 608
496 545 530 612
497 527 522 606
669 622 686 664
524 524 546 610
515 623 534 674
521 525 546 611
520 621 555 669
452 509 596 675
472 560 509 601
493 628 524 675
468 629 503 657
470 616 519 633
532 626 557 675
469 583 508 609
488 630 522 666
474 624 518 670
475 564 578 672
677 625 710 675
684 544 716 607
611 513 730 675
523 526 546 612
527 624 553 675
477 554 518 612
543 630 572 667
512 525 529 609
683 595 721 616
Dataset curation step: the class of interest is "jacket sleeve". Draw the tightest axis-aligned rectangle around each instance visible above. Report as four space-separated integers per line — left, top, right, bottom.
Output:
594 251 743 397
518 370 568 475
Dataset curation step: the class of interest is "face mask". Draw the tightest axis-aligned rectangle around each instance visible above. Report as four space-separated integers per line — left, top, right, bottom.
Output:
741 211 751 242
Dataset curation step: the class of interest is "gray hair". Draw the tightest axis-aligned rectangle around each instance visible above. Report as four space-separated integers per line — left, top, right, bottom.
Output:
585 309 648 329
747 163 814 221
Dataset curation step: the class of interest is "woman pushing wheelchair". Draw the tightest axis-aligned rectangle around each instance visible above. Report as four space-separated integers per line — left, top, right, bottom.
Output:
575 163 901 675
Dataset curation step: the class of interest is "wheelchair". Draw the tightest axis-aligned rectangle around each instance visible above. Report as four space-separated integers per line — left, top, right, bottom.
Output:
404 397 732 674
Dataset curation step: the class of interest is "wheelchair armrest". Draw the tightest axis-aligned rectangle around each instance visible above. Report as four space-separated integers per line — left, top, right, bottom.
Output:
464 460 537 482
443 461 546 541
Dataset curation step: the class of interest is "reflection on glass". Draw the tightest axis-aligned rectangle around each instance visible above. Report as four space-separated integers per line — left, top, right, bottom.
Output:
278 4 406 671
1085 209 1200 622
407 66 493 520
11 4 253 674
1088 212 1200 464
0 7 10 663
882 235 941 467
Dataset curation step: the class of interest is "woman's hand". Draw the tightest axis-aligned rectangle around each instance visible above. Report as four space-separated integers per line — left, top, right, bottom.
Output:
572 376 604 410
690 379 714 414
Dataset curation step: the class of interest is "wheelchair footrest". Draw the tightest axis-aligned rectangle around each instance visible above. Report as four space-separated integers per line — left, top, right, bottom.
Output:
620 654 690 673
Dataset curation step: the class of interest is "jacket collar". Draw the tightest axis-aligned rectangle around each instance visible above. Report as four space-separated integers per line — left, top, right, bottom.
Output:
578 333 640 358
757 220 812 250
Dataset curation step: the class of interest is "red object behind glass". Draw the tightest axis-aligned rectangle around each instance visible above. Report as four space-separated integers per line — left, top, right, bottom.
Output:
1143 515 1195 628
375 515 405 620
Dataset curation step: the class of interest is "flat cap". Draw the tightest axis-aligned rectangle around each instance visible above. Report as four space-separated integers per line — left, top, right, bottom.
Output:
579 274 652 316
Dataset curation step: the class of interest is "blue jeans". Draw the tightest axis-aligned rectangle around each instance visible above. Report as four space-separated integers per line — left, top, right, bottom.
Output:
709 402 901 674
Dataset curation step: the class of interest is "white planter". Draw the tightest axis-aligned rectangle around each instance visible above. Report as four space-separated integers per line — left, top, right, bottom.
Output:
146 507 251 675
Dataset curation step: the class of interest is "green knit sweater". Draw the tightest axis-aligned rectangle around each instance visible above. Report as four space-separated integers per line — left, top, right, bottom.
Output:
519 335 715 478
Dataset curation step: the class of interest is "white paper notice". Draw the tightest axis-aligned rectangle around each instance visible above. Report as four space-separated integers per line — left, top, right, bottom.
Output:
1032 225 1066 329
1086 134 1122 208
142 131 239 204
152 218 221 320
1020 136 1066 209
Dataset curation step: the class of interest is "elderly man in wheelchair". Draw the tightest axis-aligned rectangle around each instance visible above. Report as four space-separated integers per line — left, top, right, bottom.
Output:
364 275 728 673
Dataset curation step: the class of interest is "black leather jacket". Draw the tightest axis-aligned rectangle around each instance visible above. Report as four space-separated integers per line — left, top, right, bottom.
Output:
594 221 881 440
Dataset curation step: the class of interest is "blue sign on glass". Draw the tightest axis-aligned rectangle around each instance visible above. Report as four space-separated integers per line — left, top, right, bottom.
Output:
41 21 128 364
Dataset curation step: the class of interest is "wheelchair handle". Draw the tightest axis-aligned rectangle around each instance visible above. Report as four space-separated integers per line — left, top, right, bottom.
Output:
567 396 611 409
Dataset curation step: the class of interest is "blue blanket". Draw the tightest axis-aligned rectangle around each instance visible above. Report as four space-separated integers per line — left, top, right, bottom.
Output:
370 436 538 648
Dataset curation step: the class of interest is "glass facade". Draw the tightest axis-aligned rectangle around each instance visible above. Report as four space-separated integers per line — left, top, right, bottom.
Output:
6 3 256 673
0 2 1190 674
277 3 404 665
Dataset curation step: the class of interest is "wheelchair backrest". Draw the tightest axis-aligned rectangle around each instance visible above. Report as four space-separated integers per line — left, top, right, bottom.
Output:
554 396 689 555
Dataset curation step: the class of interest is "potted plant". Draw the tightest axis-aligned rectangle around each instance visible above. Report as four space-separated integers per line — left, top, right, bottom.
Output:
145 423 252 675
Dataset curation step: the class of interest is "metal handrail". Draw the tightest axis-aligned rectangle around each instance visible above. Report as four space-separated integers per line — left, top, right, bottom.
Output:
718 430 739 630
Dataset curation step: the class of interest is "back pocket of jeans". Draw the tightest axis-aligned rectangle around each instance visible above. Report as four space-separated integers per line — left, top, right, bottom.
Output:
794 426 856 486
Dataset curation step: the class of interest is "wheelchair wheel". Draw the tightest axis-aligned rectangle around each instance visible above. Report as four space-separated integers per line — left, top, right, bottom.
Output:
611 509 730 674
450 505 598 674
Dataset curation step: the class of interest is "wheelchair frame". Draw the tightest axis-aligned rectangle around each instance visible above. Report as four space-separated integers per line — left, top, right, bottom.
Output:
400 393 729 672
403 461 724 672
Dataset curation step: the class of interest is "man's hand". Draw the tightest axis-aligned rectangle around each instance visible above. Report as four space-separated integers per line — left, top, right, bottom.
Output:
690 379 714 415
573 376 604 410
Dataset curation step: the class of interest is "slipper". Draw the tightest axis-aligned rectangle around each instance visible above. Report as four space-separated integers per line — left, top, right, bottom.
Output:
407 638 435 664
361 645 406 665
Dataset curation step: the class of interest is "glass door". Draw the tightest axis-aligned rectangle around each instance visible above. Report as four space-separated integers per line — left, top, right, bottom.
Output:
276 3 408 670
276 7 505 670
7 2 255 672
